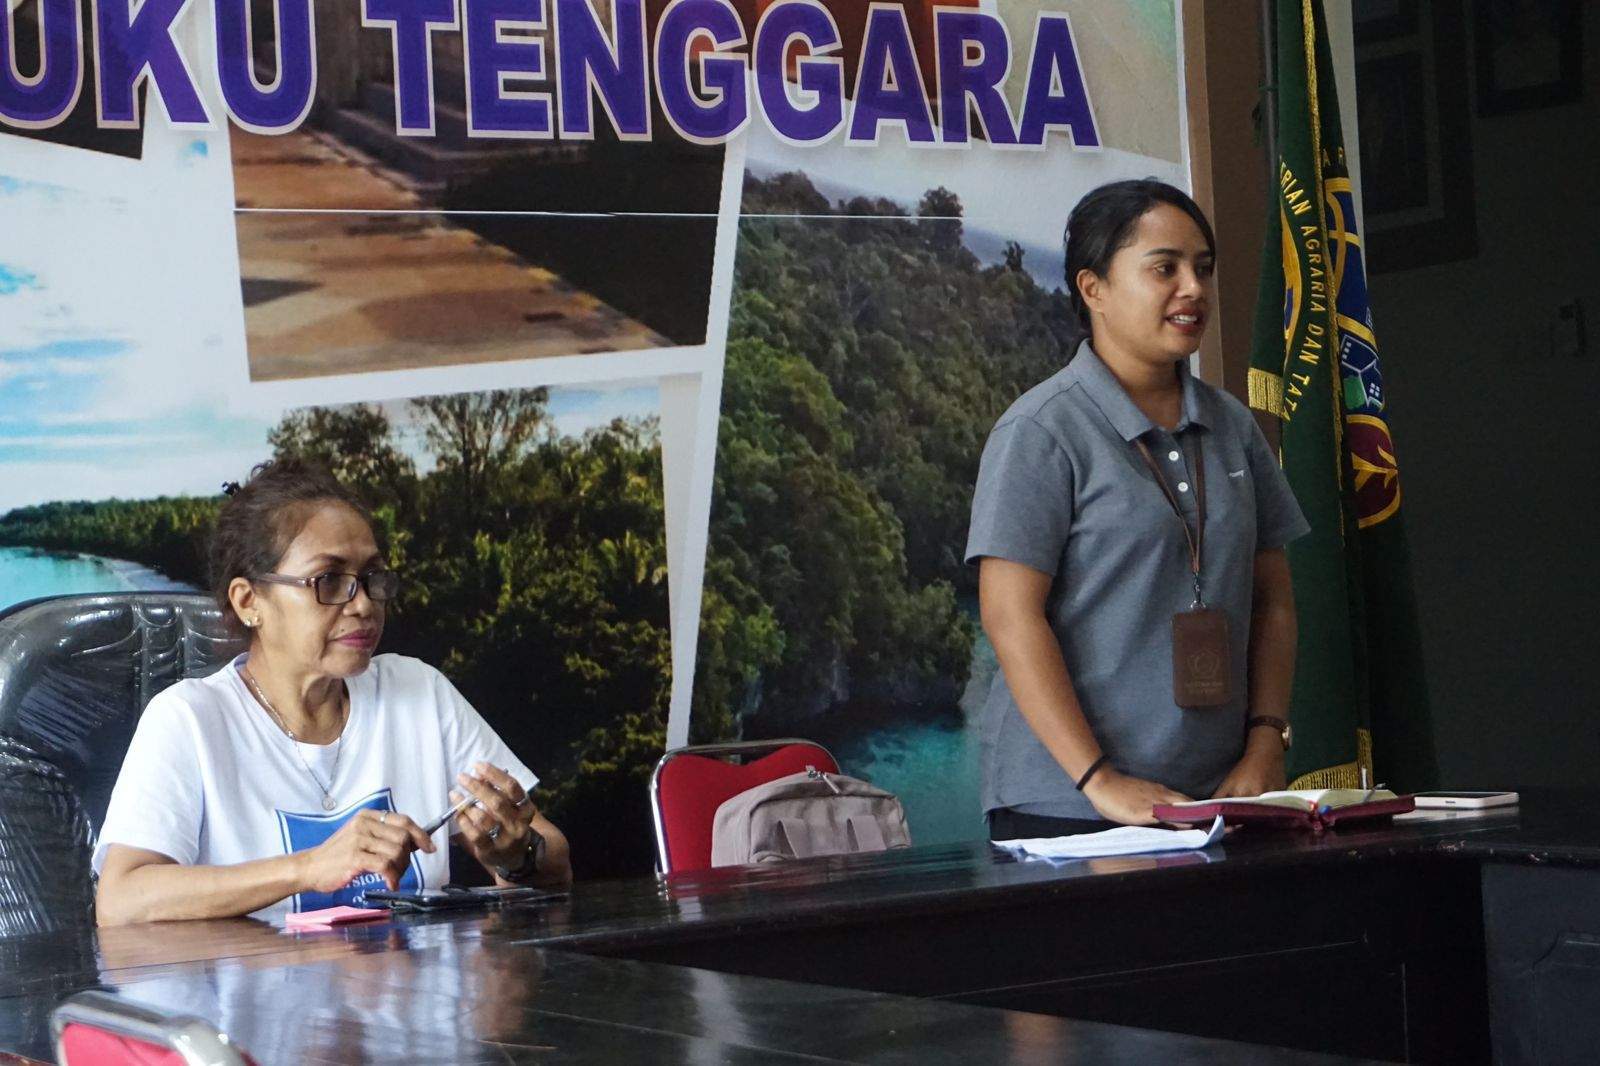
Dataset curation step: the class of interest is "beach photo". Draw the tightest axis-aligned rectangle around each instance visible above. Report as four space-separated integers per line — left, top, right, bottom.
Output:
233 1 728 381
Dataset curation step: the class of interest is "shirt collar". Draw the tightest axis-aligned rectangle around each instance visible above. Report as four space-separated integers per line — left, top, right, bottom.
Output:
1067 340 1213 441
1177 358 1214 433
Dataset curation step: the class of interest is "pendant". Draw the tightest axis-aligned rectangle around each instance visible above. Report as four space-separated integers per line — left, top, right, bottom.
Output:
322 796 338 811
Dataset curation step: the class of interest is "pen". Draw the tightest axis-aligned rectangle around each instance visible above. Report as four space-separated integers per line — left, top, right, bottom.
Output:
422 794 479 836
420 770 535 835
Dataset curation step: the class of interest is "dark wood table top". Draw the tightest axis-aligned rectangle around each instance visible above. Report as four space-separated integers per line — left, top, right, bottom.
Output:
0 916 1393 1064
0 807 1512 991
7 790 1592 1064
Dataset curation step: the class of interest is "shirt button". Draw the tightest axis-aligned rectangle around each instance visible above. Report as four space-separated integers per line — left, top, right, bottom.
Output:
1167 450 1181 461
1178 482 1190 493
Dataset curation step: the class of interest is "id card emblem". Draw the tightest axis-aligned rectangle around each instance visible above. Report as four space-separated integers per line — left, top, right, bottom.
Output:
1172 608 1231 709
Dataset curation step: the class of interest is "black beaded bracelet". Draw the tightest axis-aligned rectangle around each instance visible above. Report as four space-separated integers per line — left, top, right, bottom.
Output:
1075 754 1111 791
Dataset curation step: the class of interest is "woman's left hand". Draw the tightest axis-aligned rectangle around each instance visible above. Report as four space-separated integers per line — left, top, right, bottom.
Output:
1211 736 1288 799
451 762 537 871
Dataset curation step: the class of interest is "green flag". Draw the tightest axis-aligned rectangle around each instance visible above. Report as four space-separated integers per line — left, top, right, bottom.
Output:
1249 0 1440 791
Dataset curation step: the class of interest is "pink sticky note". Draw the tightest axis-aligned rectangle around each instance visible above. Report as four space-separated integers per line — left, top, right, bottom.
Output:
286 905 388 929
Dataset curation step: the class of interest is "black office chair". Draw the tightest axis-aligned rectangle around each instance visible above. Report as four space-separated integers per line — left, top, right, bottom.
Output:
0 594 240 939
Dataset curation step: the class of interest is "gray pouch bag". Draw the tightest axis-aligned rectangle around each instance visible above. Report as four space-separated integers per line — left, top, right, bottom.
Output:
710 767 912 867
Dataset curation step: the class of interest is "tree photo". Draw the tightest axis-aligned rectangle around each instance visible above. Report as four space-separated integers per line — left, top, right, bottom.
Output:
692 171 1082 843
1 388 673 877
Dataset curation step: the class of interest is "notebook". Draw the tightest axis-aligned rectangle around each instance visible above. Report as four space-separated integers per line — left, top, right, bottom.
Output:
285 905 389 929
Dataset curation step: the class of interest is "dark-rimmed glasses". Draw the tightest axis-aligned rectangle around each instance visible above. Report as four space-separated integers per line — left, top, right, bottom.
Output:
255 569 401 605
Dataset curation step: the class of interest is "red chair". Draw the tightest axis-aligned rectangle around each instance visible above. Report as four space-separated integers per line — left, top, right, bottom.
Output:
52 990 254 1066
650 739 838 875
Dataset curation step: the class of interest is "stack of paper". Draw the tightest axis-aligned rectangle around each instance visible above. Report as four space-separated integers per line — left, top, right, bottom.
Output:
994 815 1225 860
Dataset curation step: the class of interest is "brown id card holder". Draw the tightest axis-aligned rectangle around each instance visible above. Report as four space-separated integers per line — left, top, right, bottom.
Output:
1172 607 1231 708
1133 436 1233 710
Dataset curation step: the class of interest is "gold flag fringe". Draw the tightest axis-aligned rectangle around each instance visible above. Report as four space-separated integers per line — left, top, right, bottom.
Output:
1248 368 1286 418
1288 729 1374 790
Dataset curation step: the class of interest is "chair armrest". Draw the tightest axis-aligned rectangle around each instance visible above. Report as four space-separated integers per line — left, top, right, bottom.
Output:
51 990 250 1066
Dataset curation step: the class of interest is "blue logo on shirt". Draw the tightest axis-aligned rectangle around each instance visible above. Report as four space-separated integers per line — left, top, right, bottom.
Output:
276 789 422 911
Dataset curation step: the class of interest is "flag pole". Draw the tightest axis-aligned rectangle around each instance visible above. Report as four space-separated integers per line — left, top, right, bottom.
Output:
1252 0 1284 455
1259 0 1279 176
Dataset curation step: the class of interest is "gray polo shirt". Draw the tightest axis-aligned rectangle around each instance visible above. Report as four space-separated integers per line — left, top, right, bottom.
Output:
965 343 1310 819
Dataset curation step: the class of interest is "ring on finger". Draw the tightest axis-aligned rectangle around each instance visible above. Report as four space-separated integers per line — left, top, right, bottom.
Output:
379 812 389 826
486 824 502 842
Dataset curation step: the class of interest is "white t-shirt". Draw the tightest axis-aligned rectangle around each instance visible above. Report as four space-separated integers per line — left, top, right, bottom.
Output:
93 653 538 919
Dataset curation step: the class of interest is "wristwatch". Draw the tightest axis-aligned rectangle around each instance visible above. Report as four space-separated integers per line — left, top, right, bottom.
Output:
495 827 547 884
1246 716 1292 750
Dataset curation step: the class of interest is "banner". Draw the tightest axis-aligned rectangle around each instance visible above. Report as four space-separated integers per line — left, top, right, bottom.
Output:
2 0 1100 148
1247 0 1439 790
2 0 1193 871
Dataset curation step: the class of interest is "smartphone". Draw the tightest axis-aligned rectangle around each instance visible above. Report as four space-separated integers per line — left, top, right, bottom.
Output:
362 885 568 912
1411 791 1519 810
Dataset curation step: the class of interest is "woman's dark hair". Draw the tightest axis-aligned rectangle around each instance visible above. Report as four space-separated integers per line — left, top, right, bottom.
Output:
210 458 375 631
1063 179 1217 331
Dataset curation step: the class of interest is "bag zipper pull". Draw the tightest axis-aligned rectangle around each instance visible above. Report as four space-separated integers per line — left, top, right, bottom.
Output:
805 765 843 794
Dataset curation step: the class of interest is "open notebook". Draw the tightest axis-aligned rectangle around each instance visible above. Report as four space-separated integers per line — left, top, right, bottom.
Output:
1153 789 1414 831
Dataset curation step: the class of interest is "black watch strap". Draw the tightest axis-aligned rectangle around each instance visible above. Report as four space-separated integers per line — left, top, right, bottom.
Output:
495 829 546 884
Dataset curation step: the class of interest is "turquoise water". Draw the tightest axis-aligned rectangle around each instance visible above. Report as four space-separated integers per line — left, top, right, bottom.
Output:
835 600 997 846
0 546 198 612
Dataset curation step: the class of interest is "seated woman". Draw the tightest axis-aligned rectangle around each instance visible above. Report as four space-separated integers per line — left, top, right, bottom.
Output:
95 460 570 925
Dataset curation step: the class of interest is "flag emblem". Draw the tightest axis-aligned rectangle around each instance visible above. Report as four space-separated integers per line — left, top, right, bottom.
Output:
1346 415 1401 528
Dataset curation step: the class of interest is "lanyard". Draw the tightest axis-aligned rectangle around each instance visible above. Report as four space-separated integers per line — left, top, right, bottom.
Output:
1132 433 1207 607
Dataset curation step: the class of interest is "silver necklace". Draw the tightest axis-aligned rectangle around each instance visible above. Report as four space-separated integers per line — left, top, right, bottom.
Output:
242 667 347 811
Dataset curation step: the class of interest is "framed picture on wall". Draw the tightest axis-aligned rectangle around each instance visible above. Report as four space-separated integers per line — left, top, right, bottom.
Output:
1475 0 1584 116
1353 0 1478 272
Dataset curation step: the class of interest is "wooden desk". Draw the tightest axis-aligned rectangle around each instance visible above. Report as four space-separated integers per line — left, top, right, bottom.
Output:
0 917 1383 1064
5 791 1597 1064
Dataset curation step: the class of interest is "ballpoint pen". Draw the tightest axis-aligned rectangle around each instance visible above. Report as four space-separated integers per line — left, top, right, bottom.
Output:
421 794 479 836
421 773 535 835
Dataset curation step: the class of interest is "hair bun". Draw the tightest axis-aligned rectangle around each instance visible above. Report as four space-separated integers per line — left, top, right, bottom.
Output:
221 481 242 497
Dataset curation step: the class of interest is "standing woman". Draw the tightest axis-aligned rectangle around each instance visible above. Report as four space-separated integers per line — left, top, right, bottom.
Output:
966 180 1310 838
95 459 570 924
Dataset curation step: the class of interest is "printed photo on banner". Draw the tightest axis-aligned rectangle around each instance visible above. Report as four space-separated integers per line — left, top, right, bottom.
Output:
684 0 1191 847
233 2 726 383
0 358 672 875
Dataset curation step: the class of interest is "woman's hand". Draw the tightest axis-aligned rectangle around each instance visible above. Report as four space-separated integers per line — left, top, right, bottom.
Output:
1210 734 1288 799
299 809 433 893
452 762 539 872
1082 767 1192 825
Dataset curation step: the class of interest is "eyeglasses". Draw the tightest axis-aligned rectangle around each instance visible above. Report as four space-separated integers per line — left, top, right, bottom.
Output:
255 569 401 606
